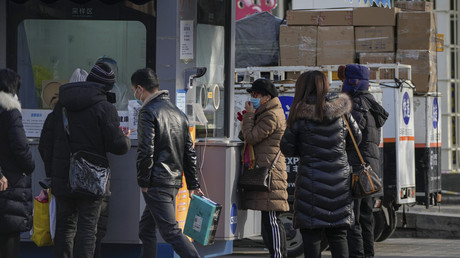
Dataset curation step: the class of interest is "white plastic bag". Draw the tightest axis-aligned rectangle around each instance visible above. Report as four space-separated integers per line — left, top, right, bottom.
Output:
49 193 56 240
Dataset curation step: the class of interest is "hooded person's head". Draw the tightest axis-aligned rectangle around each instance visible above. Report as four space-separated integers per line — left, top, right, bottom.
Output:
338 64 370 95
86 63 115 91
69 68 88 83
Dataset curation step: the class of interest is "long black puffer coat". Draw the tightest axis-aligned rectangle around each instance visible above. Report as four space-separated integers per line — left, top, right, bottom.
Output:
346 91 388 179
280 93 362 229
39 82 131 197
0 91 35 233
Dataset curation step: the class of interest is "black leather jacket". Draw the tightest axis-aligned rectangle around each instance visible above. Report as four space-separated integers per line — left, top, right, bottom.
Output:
136 90 200 190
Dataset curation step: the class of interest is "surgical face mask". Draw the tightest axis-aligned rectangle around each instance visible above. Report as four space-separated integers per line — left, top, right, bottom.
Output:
134 87 143 106
250 97 261 109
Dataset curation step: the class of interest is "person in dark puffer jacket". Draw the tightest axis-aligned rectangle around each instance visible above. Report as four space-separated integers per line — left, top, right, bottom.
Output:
281 71 362 258
338 64 388 258
39 63 131 258
0 68 35 258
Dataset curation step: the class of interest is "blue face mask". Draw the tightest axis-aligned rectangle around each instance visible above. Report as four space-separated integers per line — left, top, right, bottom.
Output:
134 88 143 106
250 97 261 109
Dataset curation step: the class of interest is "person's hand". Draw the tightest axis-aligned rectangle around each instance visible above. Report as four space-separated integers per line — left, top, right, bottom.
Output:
0 176 8 191
189 188 204 199
141 187 148 193
237 110 247 121
245 101 254 113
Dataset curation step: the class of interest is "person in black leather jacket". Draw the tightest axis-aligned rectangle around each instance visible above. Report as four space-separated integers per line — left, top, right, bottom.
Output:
280 71 362 258
0 68 35 258
131 68 204 258
339 64 388 258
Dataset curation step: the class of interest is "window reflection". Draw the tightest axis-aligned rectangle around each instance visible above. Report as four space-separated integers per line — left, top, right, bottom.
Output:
17 19 146 110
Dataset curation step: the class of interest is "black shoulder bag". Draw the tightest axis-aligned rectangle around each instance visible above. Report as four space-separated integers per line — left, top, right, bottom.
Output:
343 114 382 198
63 107 110 198
238 150 281 192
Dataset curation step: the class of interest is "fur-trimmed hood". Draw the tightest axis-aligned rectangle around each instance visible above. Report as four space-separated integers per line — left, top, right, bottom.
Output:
293 93 352 122
0 91 21 113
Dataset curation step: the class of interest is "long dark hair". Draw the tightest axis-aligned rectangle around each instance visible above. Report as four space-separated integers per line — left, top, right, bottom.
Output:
286 70 329 127
0 68 21 95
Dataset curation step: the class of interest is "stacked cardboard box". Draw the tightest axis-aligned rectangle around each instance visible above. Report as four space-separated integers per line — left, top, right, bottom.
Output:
353 7 398 79
397 10 437 93
359 52 395 80
395 1 433 12
317 26 355 65
279 25 317 66
281 5 437 92
283 9 356 66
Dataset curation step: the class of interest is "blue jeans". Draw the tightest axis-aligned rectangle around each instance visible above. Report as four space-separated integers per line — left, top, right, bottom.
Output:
139 187 200 258
54 195 103 258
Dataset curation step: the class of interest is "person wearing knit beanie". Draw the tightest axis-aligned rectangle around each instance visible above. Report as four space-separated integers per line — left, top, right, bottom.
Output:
86 63 115 91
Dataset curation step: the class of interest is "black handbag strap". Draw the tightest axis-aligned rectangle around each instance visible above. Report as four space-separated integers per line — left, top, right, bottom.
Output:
342 114 365 165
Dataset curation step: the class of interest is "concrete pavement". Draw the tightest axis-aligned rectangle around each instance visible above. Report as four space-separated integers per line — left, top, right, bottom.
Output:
225 237 460 257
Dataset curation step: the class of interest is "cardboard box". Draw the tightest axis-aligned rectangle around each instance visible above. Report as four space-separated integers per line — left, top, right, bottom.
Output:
395 1 433 12
353 7 399 26
279 25 317 66
396 50 437 93
317 26 355 66
317 9 353 25
359 52 396 80
184 195 222 246
286 9 353 26
359 52 395 64
355 26 395 53
397 11 437 51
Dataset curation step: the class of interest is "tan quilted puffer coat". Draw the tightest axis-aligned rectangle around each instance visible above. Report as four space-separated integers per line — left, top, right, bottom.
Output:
239 97 289 212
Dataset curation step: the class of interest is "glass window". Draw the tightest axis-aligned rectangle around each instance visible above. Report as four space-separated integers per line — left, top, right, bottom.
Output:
17 19 146 111
195 23 225 138
195 0 227 138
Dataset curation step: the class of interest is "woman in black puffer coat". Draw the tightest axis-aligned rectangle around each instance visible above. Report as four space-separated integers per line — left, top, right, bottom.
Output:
0 69 35 258
280 71 361 258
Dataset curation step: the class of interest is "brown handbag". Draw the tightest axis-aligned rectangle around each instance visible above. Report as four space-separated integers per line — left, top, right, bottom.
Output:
343 115 383 198
238 151 281 192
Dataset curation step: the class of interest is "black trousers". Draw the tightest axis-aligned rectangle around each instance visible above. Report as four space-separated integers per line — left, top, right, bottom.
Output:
261 211 287 258
301 227 348 258
347 197 374 258
0 231 20 258
94 195 110 258
139 187 200 258
54 195 103 258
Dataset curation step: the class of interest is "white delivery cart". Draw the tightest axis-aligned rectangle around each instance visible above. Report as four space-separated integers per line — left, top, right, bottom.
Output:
374 65 417 206
413 93 442 208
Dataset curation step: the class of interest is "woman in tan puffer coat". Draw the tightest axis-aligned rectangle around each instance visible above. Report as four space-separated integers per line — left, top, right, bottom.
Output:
239 78 289 258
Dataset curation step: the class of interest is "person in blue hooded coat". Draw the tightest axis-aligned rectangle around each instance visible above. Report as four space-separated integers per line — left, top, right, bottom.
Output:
0 68 35 258
338 64 389 258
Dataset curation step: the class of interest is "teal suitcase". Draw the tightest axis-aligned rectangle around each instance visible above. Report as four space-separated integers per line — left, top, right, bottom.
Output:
184 195 222 246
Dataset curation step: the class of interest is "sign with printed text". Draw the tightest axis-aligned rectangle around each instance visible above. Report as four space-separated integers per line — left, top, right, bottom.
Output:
180 20 194 61
22 109 52 138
